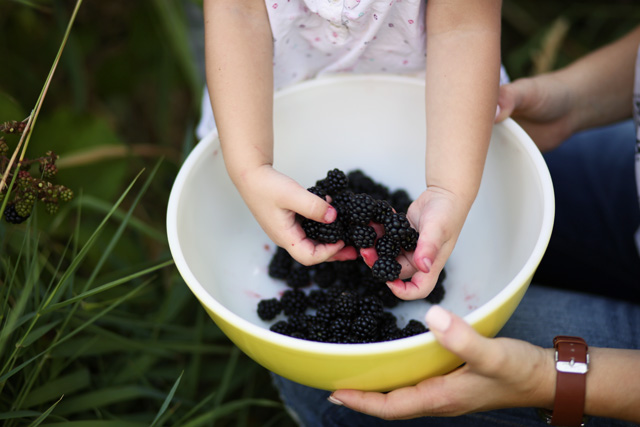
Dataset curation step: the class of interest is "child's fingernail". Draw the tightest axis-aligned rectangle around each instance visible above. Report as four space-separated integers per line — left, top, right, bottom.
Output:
324 206 337 223
328 394 343 405
422 257 432 273
425 305 452 332
495 104 501 120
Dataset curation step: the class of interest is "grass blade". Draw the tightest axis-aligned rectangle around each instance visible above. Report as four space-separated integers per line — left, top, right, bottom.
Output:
150 371 183 427
26 395 64 427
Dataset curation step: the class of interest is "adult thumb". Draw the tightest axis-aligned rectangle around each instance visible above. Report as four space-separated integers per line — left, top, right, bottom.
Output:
425 305 498 368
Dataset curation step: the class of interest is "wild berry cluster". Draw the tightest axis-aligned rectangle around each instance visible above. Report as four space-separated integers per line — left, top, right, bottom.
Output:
301 168 417 282
1 120 74 224
257 169 446 344
258 246 446 343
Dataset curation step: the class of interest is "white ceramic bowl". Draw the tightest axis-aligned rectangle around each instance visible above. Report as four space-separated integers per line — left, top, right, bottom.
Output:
167 75 554 392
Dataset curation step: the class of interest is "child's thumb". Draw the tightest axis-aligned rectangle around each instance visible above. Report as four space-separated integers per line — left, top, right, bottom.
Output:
291 187 337 224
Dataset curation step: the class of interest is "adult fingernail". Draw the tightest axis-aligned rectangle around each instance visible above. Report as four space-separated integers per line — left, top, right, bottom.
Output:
425 305 451 332
328 394 343 405
494 104 501 120
324 206 337 223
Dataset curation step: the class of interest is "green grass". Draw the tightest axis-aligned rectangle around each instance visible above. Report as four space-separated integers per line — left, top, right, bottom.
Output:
1 0 640 425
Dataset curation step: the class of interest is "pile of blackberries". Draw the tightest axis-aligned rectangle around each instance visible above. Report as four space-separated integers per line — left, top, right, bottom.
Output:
301 168 419 282
257 169 446 344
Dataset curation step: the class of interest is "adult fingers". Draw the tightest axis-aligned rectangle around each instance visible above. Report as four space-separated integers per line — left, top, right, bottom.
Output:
425 305 502 371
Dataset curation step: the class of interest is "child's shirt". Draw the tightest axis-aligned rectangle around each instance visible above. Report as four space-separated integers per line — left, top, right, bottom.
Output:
267 0 427 91
197 0 508 138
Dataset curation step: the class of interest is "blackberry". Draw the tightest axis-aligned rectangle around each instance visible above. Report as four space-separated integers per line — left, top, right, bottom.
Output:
270 320 293 336
370 285 402 308
390 189 412 213
315 303 336 323
286 264 311 288
347 224 377 249
332 261 361 284
268 247 293 280
425 268 447 304
373 199 395 224
257 298 282 321
306 318 330 342
288 314 314 333
375 234 401 259
347 170 390 201
324 283 348 303
280 289 308 316
333 291 358 319
379 312 402 341
345 193 377 225
358 295 384 319
399 228 419 252
402 319 428 338
329 317 353 344
312 263 337 288
346 170 376 194
383 212 414 243
319 168 348 195
351 314 379 342
3 204 29 224
307 289 328 309
372 257 402 282
307 185 328 199
301 217 346 243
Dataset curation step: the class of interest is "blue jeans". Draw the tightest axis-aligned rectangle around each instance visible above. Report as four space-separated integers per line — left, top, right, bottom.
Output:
271 121 640 426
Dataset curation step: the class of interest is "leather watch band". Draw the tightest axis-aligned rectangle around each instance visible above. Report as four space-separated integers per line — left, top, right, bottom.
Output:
549 336 589 426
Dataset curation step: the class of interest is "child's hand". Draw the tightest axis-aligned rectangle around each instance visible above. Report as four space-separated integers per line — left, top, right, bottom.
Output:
238 165 358 265
361 186 468 300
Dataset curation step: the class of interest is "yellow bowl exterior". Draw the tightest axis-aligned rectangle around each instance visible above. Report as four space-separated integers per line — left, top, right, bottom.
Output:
199 273 531 392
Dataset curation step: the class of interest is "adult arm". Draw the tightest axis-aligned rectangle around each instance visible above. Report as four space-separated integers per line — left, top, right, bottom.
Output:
496 25 640 151
330 306 640 423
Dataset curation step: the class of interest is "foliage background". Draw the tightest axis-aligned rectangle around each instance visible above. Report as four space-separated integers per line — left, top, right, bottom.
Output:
1 0 640 425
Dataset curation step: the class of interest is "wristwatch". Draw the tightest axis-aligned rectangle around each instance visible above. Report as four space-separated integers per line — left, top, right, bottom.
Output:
538 336 589 426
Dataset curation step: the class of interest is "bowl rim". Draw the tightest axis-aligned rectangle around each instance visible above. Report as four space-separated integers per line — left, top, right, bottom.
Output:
166 74 555 357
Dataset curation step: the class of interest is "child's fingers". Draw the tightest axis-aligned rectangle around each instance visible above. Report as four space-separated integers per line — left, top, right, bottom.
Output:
287 186 337 224
412 222 444 274
387 270 436 300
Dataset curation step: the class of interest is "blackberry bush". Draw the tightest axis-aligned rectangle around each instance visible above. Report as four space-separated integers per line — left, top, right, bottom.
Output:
1 124 74 223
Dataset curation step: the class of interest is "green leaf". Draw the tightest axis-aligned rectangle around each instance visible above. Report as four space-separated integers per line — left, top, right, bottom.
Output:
180 399 283 427
53 385 167 416
23 369 90 407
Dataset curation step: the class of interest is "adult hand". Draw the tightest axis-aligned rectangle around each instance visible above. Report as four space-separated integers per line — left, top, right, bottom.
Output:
495 75 576 152
239 165 358 265
329 305 554 419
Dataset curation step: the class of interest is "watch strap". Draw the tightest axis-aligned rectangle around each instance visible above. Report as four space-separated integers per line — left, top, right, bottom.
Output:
550 336 589 426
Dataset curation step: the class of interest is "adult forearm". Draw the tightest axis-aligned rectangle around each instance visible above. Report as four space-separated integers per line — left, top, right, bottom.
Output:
554 25 640 133
581 347 640 423
204 0 274 187
424 0 502 204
